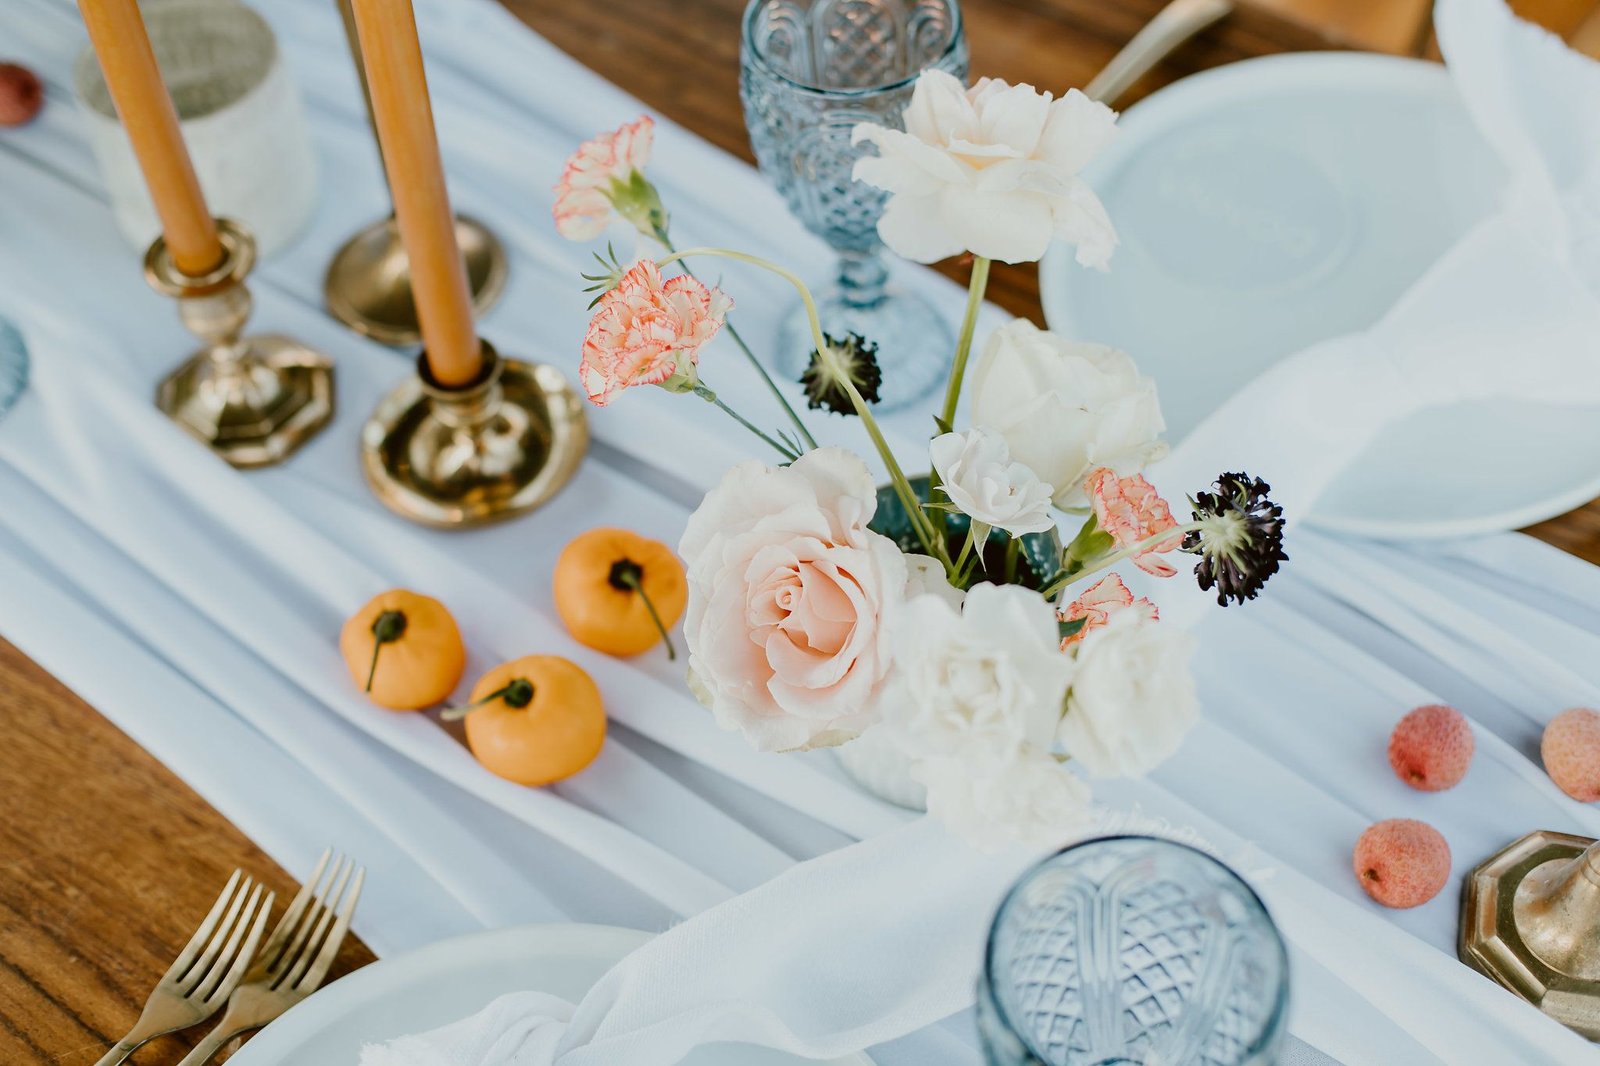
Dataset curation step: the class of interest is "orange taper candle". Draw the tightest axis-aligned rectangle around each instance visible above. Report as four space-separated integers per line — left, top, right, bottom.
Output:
347 0 482 387
78 0 223 277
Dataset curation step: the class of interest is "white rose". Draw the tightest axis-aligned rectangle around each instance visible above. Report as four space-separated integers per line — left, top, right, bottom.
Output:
884 583 1074 771
929 428 1056 536
918 753 1092 850
1057 611 1198 778
679 448 907 752
851 70 1119 266
970 319 1168 509
904 553 965 608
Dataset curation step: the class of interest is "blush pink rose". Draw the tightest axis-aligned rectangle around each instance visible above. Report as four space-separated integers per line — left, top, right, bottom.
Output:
679 448 909 752
1058 573 1158 649
553 115 655 240
1087 468 1182 577
580 259 732 405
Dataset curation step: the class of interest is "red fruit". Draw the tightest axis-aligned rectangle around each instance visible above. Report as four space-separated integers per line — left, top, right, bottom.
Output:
1388 703 1473 792
0 63 43 128
1542 708 1600 802
1353 819 1451 909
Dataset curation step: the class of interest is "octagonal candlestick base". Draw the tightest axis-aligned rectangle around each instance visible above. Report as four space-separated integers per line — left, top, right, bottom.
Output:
1460 829 1600 1040
360 343 587 528
146 218 334 468
323 213 508 347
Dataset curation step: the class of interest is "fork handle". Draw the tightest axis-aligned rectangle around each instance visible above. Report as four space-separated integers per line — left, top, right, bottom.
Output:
174 1023 244 1066
91 1037 142 1066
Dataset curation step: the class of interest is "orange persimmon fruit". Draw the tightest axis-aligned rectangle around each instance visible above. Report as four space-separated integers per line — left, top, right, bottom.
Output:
553 528 686 659
341 589 466 710
448 656 606 786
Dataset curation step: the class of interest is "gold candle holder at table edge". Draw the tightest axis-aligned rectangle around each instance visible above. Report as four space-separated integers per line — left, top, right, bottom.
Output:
324 213 508 347
146 217 335 468
322 0 508 347
1460 829 1600 1040
360 342 587 528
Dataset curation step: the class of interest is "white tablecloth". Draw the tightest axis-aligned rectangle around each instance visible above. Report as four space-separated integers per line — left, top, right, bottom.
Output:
1 1 1597 1062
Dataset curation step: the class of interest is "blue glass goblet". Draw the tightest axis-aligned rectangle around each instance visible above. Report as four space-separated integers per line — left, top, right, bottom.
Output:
0 316 29 422
979 836 1290 1066
740 0 967 410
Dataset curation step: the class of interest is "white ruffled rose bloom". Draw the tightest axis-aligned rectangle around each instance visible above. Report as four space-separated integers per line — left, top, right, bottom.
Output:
680 448 907 752
929 428 1055 536
884 583 1087 845
970 319 1168 509
851 70 1119 266
1057 610 1199 778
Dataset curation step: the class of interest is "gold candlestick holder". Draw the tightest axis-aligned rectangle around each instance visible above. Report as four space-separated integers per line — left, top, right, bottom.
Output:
1461 829 1600 1039
360 342 586 528
323 0 507 346
324 213 507 346
146 217 334 468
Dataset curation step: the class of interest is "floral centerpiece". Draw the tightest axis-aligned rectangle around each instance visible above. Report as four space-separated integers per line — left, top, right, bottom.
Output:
553 73 1286 847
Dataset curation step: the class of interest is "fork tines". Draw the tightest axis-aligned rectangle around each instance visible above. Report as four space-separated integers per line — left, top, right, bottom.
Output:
253 849 365 993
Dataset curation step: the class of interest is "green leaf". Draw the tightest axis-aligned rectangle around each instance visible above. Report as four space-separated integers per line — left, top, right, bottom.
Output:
1059 616 1089 642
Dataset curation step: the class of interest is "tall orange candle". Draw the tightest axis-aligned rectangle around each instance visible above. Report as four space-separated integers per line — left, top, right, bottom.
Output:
347 0 482 387
78 0 223 277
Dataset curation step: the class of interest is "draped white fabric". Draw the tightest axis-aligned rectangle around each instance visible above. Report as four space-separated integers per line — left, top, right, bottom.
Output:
0 0 1597 1062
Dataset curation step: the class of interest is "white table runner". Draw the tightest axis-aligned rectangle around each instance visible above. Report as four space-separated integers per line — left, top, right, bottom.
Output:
2 1 1597 1062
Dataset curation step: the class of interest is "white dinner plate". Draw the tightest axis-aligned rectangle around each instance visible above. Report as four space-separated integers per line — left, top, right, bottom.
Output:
229 923 875 1065
1040 52 1600 539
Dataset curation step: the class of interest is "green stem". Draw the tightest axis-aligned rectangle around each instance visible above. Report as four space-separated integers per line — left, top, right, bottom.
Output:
654 227 819 452
663 247 949 565
365 610 407 693
1004 535 1021 584
609 560 677 661
938 257 992 431
693 383 798 461
439 678 535 722
1039 520 1202 599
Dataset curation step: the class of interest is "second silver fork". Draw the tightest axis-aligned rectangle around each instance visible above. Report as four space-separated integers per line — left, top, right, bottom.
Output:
176 849 366 1066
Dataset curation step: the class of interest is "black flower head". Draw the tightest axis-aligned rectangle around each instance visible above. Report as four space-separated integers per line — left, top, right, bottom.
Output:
800 332 882 415
1181 472 1287 606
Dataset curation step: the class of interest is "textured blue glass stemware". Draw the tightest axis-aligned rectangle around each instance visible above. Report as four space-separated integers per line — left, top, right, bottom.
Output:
979 836 1290 1066
0 316 29 422
740 0 968 411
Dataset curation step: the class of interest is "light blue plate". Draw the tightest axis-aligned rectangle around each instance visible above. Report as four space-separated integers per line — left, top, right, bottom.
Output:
1041 53 1600 539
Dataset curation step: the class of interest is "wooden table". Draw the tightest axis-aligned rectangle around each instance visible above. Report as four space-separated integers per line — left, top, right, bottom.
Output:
4 0 1600 1061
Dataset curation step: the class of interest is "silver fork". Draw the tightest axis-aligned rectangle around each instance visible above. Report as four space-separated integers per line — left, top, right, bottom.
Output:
175 849 365 1066
94 870 274 1066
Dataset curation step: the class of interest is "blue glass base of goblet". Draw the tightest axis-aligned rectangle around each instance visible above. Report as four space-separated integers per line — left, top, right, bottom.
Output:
776 280 953 413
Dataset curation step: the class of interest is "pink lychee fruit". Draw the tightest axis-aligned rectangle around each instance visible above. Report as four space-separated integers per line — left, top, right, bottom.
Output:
1388 703 1473 792
1542 708 1600 802
0 63 43 128
1352 819 1451 909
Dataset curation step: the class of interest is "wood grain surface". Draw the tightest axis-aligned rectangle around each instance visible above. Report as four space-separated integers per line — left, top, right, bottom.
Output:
4 0 1600 1062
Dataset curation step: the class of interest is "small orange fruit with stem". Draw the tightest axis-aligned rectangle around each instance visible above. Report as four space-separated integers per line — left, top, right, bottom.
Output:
443 656 606 786
554 528 686 659
341 590 466 710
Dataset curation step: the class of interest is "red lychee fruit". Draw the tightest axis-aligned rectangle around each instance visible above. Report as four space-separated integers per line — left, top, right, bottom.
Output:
1542 708 1600 802
1353 819 1451 909
0 63 43 128
1388 703 1473 792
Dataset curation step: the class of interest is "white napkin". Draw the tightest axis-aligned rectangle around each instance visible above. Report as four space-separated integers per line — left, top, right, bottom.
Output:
361 818 1037 1066
1154 0 1600 545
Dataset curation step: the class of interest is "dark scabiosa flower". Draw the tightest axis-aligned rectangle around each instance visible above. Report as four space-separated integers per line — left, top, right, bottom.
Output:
800 332 882 414
1181 472 1287 606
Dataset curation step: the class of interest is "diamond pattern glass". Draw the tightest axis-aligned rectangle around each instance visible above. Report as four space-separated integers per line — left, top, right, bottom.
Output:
0 316 28 423
979 836 1289 1066
740 0 967 410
